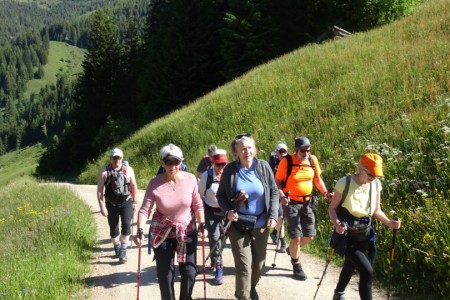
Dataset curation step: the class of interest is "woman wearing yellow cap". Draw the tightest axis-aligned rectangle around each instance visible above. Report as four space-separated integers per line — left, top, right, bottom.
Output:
329 153 401 300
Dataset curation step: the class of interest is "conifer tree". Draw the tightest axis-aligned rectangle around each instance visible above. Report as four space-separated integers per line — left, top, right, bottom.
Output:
138 0 226 122
71 9 121 163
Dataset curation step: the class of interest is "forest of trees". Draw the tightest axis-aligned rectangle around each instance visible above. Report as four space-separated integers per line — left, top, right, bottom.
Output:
0 0 423 174
0 0 152 156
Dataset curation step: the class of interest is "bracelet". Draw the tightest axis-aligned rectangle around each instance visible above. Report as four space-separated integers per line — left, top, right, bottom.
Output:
137 228 144 235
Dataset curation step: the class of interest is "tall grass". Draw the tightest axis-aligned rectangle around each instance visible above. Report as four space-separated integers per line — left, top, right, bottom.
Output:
78 1 449 298
0 178 96 299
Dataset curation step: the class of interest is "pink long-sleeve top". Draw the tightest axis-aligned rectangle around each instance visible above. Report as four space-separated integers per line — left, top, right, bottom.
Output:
139 172 203 223
139 172 203 262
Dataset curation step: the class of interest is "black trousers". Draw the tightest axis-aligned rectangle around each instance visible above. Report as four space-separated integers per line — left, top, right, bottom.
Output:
336 243 374 300
153 230 198 300
106 198 133 238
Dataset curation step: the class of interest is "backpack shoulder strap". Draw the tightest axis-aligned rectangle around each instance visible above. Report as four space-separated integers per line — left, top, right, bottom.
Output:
105 164 113 186
204 167 214 197
308 156 316 171
339 175 352 207
282 155 293 189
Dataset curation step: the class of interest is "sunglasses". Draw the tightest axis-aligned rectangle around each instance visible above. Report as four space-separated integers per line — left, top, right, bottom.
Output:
164 160 181 166
299 149 311 153
112 156 122 160
278 149 287 154
363 169 377 179
234 133 252 139
215 163 226 167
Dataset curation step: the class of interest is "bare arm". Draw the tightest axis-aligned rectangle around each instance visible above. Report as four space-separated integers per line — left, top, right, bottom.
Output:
328 189 347 234
97 167 108 217
372 193 401 229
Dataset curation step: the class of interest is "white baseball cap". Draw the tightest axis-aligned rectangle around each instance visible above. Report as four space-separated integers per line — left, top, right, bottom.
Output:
276 143 288 151
160 144 184 161
111 148 123 158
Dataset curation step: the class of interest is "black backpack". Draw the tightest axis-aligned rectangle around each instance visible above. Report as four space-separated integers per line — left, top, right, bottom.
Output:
104 164 131 203
281 154 316 189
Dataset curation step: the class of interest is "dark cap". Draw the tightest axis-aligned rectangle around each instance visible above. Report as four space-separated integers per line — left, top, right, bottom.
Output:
295 137 311 148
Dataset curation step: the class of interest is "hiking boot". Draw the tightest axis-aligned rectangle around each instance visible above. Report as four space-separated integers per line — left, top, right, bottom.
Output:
114 243 120 257
213 266 224 285
293 263 307 281
270 230 278 244
118 248 127 264
333 291 345 300
278 244 287 253
250 286 259 300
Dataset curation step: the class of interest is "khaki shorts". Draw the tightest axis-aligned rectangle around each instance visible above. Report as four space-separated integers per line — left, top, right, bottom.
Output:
283 201 316 238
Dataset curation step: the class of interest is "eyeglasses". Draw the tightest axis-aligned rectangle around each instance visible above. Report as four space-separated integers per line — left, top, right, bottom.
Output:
164 160 181 166
299 149 311 153
363 169 377 179
234 133 252 139
112 156 122 160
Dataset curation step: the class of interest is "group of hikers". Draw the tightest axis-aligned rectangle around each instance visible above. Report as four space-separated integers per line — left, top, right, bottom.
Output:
97 134 401 300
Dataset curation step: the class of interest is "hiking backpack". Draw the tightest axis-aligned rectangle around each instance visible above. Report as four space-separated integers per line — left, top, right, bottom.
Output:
204 167 219 197
281 154 316 189
104 164 131 203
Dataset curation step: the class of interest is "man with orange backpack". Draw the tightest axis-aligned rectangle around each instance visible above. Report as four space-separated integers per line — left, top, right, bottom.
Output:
275 137 333 280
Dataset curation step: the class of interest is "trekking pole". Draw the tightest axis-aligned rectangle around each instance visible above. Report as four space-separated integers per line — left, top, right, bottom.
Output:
204 190 247 263
215 192 249 259
272 191 289 268
137 241 141 300
201 228 207 300
313 222 347 300
130 213 134 249
387 214 399 300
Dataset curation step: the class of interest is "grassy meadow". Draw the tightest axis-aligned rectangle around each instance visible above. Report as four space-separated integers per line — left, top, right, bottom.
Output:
24 41 85 99
0 146 96 299
0 144 44 187
78 1 450 298
0 178 96 299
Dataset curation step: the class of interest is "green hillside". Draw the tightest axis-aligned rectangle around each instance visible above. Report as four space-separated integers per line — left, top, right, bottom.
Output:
79 1 449 298
0 144 44 187
24 41 85 99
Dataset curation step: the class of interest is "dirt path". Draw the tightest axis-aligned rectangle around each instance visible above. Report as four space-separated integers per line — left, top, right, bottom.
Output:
59 183 388 300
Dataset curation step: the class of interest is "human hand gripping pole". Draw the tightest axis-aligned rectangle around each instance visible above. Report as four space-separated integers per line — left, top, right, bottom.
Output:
204 190 248 263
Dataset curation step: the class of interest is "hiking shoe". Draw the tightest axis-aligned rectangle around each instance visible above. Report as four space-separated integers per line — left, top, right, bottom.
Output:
278 244 287 253
293 263 307 281
333 291 345 300
114 243 120 257
118 248 127 264
250 286 259 300
270 230 278 244
213 266 224 285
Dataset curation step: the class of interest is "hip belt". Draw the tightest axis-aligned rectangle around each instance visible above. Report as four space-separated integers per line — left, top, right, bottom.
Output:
288 194 312 204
